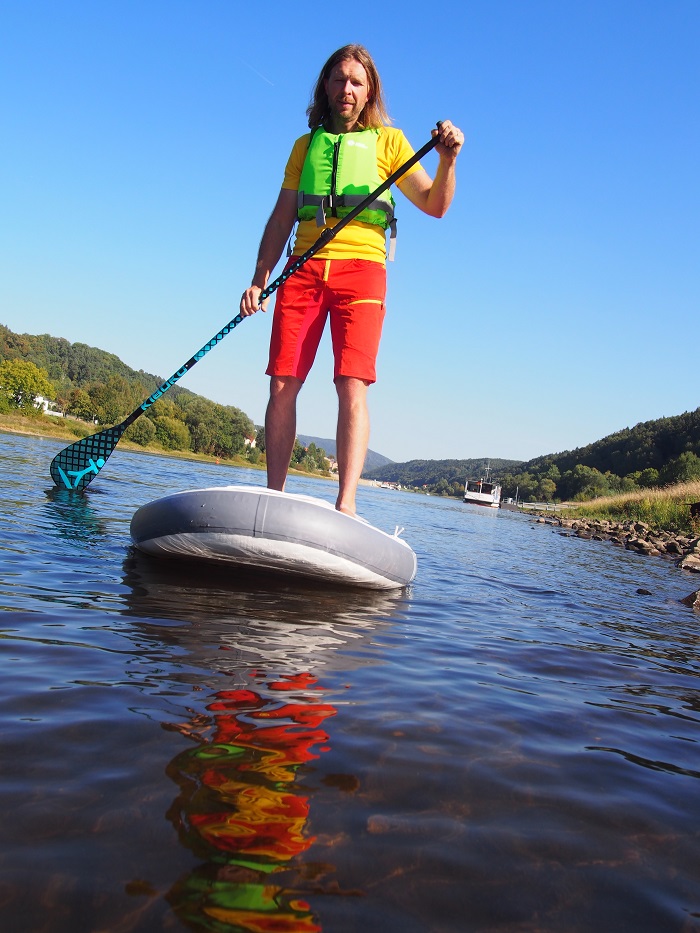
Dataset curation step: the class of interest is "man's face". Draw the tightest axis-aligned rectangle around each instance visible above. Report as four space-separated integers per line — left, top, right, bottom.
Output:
324 58 370 130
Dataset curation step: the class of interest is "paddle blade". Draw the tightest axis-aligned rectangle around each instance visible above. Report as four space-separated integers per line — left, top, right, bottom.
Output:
50 423 127 492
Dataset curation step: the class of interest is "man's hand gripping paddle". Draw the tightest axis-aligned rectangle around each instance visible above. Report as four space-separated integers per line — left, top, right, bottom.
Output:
50 125 443 492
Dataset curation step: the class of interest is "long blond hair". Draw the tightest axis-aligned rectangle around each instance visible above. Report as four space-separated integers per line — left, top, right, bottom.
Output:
306 45 391 130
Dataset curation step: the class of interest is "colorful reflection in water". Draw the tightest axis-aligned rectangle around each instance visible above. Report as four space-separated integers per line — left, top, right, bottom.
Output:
166 672 337 932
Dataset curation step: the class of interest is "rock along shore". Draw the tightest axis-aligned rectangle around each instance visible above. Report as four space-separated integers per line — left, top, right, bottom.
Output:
531 514 700 610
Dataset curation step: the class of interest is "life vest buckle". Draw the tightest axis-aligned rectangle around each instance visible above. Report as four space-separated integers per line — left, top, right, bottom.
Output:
315 197 328 228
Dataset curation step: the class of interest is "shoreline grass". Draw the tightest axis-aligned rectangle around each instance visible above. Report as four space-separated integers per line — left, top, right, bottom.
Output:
559 481 700 536
0 411 261 468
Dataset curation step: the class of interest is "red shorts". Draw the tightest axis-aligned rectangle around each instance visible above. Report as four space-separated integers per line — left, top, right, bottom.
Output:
266 257 387 384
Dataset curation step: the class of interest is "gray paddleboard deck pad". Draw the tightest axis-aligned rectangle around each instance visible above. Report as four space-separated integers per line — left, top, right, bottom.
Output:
130 485 417 590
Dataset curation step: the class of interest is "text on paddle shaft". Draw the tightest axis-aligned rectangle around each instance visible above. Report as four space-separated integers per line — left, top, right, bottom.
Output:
140 367 189 410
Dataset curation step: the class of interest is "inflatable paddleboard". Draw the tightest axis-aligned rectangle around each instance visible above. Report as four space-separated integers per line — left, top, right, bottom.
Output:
130 485 417 590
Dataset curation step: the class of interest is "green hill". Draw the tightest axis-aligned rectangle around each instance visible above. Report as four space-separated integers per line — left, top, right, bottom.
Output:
363 457 522 487
0 323 255 460
526 411 700 477
1 323 178 400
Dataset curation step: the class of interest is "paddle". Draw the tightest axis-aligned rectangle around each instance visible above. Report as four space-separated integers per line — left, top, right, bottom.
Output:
50 125 443 492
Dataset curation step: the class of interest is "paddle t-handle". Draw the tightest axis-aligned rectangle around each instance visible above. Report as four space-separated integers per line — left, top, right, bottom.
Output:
50 123 445 492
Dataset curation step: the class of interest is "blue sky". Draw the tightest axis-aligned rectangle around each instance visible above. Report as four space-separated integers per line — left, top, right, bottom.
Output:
1 1 698 464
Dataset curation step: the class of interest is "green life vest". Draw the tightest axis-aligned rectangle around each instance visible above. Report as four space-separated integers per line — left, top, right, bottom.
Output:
297 127 397 258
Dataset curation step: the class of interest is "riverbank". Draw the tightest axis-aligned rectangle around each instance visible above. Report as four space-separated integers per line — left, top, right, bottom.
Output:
532 512 700 569
0 412 351 484
0 410 263 469
526 481 700 536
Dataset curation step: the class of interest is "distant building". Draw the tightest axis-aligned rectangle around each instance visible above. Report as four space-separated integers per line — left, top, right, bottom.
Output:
34 395 64 417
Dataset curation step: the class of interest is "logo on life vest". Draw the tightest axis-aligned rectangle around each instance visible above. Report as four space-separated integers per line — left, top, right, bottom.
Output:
346 138 368 149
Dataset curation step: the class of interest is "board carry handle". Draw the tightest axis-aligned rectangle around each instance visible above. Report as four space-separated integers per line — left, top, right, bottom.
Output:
50 123 444 492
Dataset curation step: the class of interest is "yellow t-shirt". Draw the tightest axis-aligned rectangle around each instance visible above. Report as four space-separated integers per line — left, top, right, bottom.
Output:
282 126 421 263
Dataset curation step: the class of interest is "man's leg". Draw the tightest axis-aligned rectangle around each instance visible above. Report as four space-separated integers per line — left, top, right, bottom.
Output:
265 375 303 491
335 376 370 516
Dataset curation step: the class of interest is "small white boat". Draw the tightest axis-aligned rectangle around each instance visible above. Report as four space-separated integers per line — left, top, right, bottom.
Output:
463 470 501 508
130 485 417 590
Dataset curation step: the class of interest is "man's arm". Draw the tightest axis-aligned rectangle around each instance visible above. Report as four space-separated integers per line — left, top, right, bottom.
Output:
398 119 464 219
240 187 298 315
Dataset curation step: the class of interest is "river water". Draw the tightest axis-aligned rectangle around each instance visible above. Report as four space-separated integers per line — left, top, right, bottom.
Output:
1 430 699 932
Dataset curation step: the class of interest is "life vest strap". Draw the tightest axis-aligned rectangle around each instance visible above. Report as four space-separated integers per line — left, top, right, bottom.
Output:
388 218 397 262
298 192 395 227
285 222 298 258
294 192 398 261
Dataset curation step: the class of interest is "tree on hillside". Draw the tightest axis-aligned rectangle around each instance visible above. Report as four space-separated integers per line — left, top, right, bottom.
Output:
659 452 700 486
306 442 330 472
0 325 33 362
85 375 141 425
66 387 96 422
124 417 156 447
501 471 539 501
638 468 660 488
144 396 180 423
181 399 254 459
154 416 192 451
0 359 55 411
608 474 638 494
537 478 557 501
559 464 610 501
290 439 307 467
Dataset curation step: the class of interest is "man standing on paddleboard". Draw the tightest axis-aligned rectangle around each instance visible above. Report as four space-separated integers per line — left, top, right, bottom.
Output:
240 44 463 516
